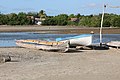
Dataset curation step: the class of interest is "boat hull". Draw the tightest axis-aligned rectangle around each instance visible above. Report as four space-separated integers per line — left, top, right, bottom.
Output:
59 35 92 46
107 41 120 49
69 36 92 46
16 40 69 52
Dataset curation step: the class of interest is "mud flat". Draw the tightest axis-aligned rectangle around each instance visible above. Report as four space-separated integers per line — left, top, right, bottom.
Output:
0 47 120 80
0 25 120 34
0 25 120 80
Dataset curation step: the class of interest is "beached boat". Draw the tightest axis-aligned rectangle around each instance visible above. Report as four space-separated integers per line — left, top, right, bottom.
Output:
16 34 92 52
16 40 69 52
56 34 92 47
107 41 120 49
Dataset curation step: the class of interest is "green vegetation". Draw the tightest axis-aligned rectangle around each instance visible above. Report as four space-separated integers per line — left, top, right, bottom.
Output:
0 12 32 25
0 10 120 27
42 14 68 26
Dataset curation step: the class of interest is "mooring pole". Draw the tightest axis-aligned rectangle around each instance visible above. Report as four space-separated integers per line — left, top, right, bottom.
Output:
100 4 106 47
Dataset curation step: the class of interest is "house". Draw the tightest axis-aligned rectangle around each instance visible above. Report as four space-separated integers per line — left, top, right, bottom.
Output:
27 16 45 25
70 18 79 22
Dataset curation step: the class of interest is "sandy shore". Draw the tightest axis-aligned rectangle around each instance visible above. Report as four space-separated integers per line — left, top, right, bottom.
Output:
0 25 120 34
0 48 120 80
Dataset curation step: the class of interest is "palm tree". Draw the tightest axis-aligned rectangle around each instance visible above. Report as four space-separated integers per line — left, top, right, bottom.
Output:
38 10 47 19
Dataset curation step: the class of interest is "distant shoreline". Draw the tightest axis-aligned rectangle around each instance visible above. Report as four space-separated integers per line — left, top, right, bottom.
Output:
0 25 120 34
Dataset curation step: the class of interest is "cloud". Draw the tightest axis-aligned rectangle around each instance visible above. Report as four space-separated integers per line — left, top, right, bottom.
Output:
87 3 97 7
81 3 97 8
12 8 35 11
45 9 61 15
82 3 102 9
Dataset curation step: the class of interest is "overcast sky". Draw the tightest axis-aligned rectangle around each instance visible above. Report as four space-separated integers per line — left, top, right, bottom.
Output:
0 0 120 15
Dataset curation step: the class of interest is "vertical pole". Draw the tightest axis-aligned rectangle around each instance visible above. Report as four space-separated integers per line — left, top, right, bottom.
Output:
100 4 106 46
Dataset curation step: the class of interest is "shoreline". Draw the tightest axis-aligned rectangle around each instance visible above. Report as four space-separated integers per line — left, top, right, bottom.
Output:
0 25 120 34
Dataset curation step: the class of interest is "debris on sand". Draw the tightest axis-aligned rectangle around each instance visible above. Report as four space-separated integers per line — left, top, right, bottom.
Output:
0 55 11 63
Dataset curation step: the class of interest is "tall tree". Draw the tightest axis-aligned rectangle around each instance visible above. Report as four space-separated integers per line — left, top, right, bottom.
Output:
76 13 81 18
38 10 47 18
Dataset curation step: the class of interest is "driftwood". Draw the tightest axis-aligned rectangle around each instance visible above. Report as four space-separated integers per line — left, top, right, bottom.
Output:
0 55 11 63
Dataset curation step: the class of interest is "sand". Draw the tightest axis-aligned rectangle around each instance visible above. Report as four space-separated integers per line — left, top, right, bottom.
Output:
0 25 120 80
0 48 120 80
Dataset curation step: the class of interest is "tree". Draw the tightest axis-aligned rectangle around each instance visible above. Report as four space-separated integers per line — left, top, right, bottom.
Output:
90 16 101 27
68 14 75 20
17 12 32 25
67 21 78 26
54 14 68 25
112 16 120 27
79 17 91 27
27 12 38 17
76 13 81 18
102 13 111 27
0 14 9 25
7 13 19 25
42 18 57 25
38 10 47 18
42 14 68 26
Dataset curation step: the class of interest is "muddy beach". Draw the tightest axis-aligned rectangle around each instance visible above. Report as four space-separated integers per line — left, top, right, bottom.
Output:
0 25 120 80
0 25 120 34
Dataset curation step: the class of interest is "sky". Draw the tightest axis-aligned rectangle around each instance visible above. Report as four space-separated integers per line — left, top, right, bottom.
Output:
0 0 120 16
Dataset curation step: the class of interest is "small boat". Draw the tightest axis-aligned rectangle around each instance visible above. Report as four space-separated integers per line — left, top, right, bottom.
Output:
16 40 69 52
56 34 92 47
107 41 120 49
16 34 92 52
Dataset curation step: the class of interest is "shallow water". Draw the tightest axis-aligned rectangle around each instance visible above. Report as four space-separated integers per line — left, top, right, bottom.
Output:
0 32 120 47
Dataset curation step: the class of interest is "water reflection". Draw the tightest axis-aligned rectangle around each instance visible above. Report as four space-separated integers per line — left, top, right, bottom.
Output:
0 32 120 47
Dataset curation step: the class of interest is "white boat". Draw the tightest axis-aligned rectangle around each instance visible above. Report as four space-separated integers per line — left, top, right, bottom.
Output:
56 34 92 46
107 41 120 49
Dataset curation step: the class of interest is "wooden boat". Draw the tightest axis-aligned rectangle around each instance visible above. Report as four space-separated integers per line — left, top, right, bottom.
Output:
16 40 69 52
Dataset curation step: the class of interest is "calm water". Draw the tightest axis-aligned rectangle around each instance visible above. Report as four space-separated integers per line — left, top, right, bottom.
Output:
0 32 120 47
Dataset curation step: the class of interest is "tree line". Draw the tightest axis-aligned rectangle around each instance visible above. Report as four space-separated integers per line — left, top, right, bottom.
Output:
0 10 120 27
0 12 32 25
